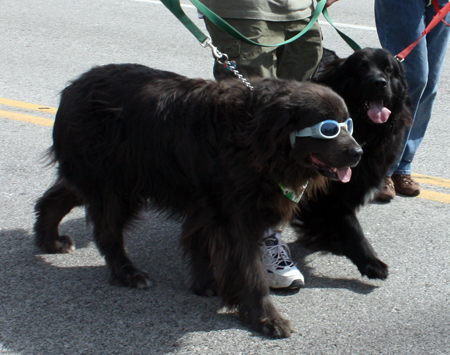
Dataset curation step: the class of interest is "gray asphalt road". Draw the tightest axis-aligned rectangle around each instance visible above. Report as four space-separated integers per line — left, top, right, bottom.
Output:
1 1 450 354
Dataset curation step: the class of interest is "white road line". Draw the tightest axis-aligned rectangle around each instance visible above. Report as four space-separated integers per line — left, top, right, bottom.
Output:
130 0 377 31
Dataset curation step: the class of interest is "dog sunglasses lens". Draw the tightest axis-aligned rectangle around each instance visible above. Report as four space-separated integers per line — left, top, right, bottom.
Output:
320 121 340 137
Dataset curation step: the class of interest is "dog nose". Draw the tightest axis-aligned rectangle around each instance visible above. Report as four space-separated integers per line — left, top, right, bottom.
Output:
351 146 363 160
374 77 387 88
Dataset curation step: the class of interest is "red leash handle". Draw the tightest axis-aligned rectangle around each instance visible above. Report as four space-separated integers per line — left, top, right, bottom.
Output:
396 0 450 61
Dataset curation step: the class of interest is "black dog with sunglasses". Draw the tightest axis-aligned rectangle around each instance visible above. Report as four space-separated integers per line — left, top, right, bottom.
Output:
293 47 411 279
34 63 362 338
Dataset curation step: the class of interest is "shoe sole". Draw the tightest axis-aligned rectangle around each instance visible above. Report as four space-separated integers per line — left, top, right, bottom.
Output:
395 190 420 197
270 279 305 290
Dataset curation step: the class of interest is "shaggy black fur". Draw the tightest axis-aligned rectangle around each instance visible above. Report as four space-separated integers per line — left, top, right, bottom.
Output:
34 64 362 338
293 48 412 279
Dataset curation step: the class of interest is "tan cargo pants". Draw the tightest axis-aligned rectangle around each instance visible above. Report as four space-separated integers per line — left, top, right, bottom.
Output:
204 17 323 82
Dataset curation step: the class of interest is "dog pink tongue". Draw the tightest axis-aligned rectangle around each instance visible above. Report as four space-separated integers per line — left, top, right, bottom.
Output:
367 100 391 123
337 167 352 183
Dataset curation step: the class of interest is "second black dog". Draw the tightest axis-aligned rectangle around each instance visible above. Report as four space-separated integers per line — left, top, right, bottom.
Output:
293 48 412 280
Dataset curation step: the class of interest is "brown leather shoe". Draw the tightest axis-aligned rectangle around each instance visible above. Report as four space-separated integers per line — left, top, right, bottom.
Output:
376 176 396 202
392 174 421 197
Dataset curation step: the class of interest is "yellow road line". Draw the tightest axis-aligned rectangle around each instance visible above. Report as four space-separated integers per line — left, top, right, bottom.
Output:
0 110 54 127
418 190 450 204
412 173 450 189
0 97 57 114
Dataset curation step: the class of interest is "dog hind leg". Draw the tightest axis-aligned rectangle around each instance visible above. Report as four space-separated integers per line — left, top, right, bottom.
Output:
181 222 217 297
34 178 83 253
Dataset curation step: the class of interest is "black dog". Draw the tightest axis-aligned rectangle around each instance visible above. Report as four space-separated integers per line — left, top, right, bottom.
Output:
293 48 411 279
34 64 362 338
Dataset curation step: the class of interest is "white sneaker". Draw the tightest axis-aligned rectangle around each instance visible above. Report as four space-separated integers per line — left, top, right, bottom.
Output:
261 232 305 289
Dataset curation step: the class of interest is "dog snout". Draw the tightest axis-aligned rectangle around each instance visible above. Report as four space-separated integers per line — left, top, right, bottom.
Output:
351 145 363 159
374 77 387 88
349 145 363 166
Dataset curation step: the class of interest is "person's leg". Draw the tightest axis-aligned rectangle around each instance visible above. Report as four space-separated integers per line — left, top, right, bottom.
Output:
374 0 449 198
377 1 450 197
388 35 428 196
276 19 322 81
203 18 284 80
375 0 426 199
261 228 305 289
395 2 450 176
375 0 428 177
265 19 320 288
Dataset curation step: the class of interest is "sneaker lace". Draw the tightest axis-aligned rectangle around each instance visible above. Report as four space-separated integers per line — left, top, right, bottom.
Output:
264 241 295 269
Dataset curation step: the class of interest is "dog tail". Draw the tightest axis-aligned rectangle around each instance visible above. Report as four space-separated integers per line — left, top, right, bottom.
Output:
38 146 57 168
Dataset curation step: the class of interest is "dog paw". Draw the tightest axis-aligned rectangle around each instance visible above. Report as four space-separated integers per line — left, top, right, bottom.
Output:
259 316 292 339
129 271 154 289
360 258 389 280
110 267 153 289
240 300 293 339
191 278 218 297
40 235 75 254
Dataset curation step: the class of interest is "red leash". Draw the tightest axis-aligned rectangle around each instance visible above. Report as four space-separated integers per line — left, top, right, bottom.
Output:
395 0 450 61
432 0 450 26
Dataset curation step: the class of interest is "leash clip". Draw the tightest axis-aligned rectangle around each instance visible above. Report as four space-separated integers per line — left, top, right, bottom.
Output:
394 55 405 63
201 37 227 62
201 37 254 91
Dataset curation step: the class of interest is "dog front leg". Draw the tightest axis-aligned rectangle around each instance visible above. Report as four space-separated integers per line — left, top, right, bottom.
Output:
294 200 388 280
213 231 292 338
338 211 389 280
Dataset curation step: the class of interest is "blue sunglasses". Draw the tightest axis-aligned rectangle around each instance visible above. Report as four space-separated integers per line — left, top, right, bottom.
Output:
290 118 354 147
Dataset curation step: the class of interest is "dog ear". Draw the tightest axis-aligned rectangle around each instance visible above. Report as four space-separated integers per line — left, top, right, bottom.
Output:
246 102 293 172
313 58 347 88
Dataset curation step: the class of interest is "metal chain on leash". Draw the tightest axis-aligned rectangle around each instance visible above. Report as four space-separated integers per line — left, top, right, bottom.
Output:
202 38 254 91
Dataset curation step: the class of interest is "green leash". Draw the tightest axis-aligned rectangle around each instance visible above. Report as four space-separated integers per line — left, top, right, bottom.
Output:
161 0 361 51
189 0 325 47
160 0 209 44
321 8 361 51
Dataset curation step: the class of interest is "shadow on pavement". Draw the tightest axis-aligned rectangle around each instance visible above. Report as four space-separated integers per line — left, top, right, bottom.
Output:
0 214 243 354
0 210 380 354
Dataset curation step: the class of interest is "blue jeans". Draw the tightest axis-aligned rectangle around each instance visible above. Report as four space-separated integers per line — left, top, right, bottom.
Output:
375 0 450 176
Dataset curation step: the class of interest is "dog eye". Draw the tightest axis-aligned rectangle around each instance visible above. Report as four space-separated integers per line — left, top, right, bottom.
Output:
385 67 393 74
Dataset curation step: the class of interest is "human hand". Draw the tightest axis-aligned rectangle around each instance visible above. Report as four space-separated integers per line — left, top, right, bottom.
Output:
326 0 339 7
